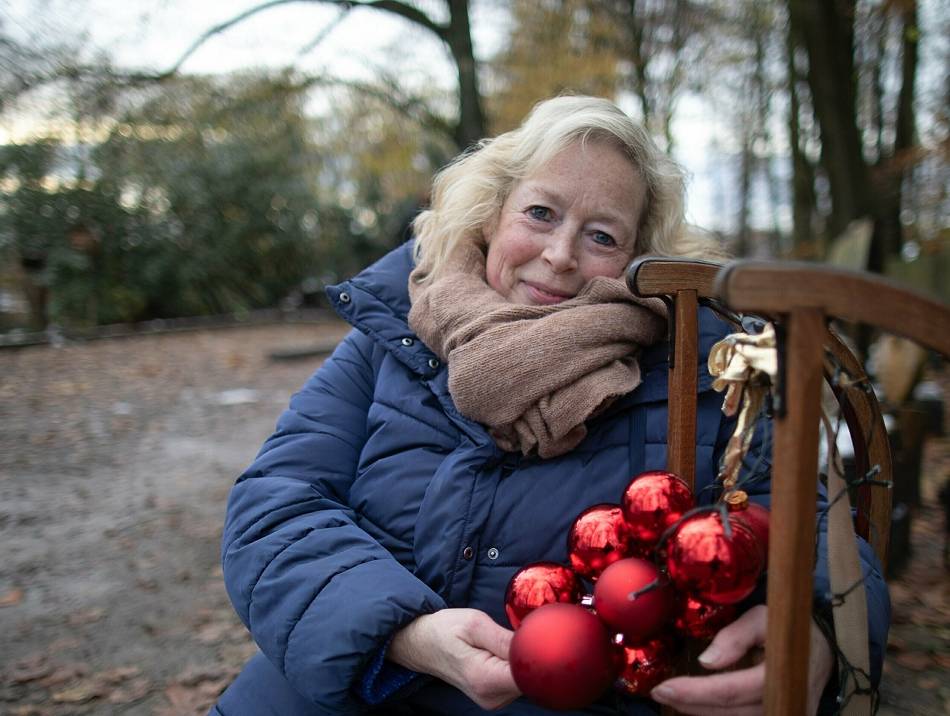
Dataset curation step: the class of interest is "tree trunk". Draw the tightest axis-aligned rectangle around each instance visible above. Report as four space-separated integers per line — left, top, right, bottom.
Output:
869 0 919 271
788 0 872 242
786 15 818 255
446 0 486 147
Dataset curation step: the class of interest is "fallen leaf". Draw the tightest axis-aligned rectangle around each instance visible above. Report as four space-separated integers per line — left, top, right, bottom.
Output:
35 664 88 688
9 655 51 684
886 635 908 652
46 637 80 652
154 682 216 716
8 706 54 716
894 651 934 670
175 665 230 686
0 588 24 607
136 577 159 592
106 676 151 704
67 608 105 627
196 621 235 644
96 666 142 684
51 681 105 703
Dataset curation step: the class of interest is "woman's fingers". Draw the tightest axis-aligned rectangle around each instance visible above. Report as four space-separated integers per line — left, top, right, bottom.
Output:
651 663 765 713
698 604 768 669
390 609 521 710
463 610 514 660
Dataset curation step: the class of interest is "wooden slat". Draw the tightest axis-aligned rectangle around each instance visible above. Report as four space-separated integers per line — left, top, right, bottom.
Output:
667 291 698 489
765 308 826 716
716 261 950 358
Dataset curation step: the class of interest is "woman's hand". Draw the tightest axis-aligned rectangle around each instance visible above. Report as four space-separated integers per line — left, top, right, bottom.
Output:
649 605 834 716
389 608 521 710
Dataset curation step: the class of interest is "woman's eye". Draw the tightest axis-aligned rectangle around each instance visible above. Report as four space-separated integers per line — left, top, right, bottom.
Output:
592 231 616 247
527 206 551 221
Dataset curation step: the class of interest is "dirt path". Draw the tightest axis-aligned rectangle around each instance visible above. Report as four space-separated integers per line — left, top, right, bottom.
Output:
0 322 349 715
0 325 946 715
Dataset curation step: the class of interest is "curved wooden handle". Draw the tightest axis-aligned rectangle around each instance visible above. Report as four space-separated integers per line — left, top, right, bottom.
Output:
626 256 722 298
716 260 950 357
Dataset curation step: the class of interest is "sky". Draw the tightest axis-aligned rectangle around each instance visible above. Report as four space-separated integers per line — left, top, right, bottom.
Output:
0 0 804 234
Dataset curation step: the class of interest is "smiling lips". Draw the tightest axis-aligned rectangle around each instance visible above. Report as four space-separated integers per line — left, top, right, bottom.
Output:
522 280 576 305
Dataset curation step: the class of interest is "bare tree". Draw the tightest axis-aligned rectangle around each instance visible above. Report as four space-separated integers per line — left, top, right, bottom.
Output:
167 0 486 148
788 0 920 271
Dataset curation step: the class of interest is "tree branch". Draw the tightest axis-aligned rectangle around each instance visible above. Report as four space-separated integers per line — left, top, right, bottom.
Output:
296 6 352 58
295 72 456 141
165 0 447 77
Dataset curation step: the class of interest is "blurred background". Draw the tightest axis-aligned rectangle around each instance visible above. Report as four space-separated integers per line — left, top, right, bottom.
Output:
0 1 947 714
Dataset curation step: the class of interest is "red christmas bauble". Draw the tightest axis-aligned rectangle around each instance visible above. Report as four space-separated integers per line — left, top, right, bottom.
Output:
504 562 583 629
592 558 672 643
614 635 675 696
510 603 621 710
568 504 635 581
673 595 737 640
621 471 694 549
666 511 764 605
726 491 770 566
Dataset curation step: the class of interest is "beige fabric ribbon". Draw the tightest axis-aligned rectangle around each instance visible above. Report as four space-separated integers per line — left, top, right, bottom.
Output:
707 324 777 489
708 324 872 715
407 240 667 458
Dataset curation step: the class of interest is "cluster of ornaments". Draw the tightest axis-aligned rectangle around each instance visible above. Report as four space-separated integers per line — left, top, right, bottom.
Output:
504 470 770 711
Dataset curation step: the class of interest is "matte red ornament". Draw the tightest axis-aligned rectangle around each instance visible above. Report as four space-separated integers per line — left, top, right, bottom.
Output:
666 511 764 605
504 562 583 629
621 471 694 549
592 558 673 643
614 635 675 696
726 490 770 566
673 595 737 640
510 603 621 710
568 504 635 581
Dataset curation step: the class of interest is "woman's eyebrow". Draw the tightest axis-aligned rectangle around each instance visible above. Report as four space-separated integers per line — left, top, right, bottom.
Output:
517 183 565 205
517 182 635 232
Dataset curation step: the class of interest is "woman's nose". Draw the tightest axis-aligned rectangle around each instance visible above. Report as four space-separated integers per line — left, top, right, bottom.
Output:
541 231 579 273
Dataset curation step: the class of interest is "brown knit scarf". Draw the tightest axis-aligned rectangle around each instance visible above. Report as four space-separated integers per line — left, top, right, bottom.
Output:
407 240 667 458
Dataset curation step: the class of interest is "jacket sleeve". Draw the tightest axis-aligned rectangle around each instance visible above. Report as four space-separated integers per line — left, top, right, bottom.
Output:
221 328 447 713
712 410 890 689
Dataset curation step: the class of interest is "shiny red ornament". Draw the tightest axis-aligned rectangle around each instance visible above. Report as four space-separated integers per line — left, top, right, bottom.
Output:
592 558 673 644
621 471 694 549
726 491 770 566
568 504 635 581
666 511 764 605
614 635 676 696
504 562 583 629
673 595 737 640
510 603 621 710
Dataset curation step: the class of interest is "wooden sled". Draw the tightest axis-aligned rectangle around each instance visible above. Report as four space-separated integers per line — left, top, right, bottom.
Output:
627 257 950 715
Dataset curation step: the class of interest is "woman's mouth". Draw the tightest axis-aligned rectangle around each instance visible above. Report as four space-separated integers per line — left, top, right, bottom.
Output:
522 281 575 305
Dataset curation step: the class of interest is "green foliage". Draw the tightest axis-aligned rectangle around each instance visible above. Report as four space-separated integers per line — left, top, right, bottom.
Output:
0 72 382 328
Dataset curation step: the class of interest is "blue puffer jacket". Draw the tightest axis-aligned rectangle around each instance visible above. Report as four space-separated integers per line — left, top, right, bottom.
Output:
214 242 889 716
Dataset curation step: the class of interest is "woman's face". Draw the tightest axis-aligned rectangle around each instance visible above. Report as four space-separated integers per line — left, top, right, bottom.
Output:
485 140 646 305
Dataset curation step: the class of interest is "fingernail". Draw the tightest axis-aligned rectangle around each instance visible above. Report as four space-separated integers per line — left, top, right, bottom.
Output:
651 685 673 702
698 645 721 666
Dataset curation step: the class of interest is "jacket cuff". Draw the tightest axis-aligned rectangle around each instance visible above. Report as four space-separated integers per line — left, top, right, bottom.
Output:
355 635 419 705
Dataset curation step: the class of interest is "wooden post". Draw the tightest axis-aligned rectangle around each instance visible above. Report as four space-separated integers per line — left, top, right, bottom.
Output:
667 290 699 490
765 308 826 715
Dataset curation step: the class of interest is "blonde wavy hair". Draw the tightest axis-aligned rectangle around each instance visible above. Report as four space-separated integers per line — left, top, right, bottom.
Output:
413 95 720 282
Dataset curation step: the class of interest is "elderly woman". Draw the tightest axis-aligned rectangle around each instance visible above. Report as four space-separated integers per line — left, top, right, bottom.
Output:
212 96 888 715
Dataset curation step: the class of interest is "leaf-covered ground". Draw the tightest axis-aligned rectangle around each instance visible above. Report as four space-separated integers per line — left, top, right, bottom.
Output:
0 324 946 715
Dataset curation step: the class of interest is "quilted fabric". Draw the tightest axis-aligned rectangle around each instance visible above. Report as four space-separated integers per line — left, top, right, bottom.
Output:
215 242 889 716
